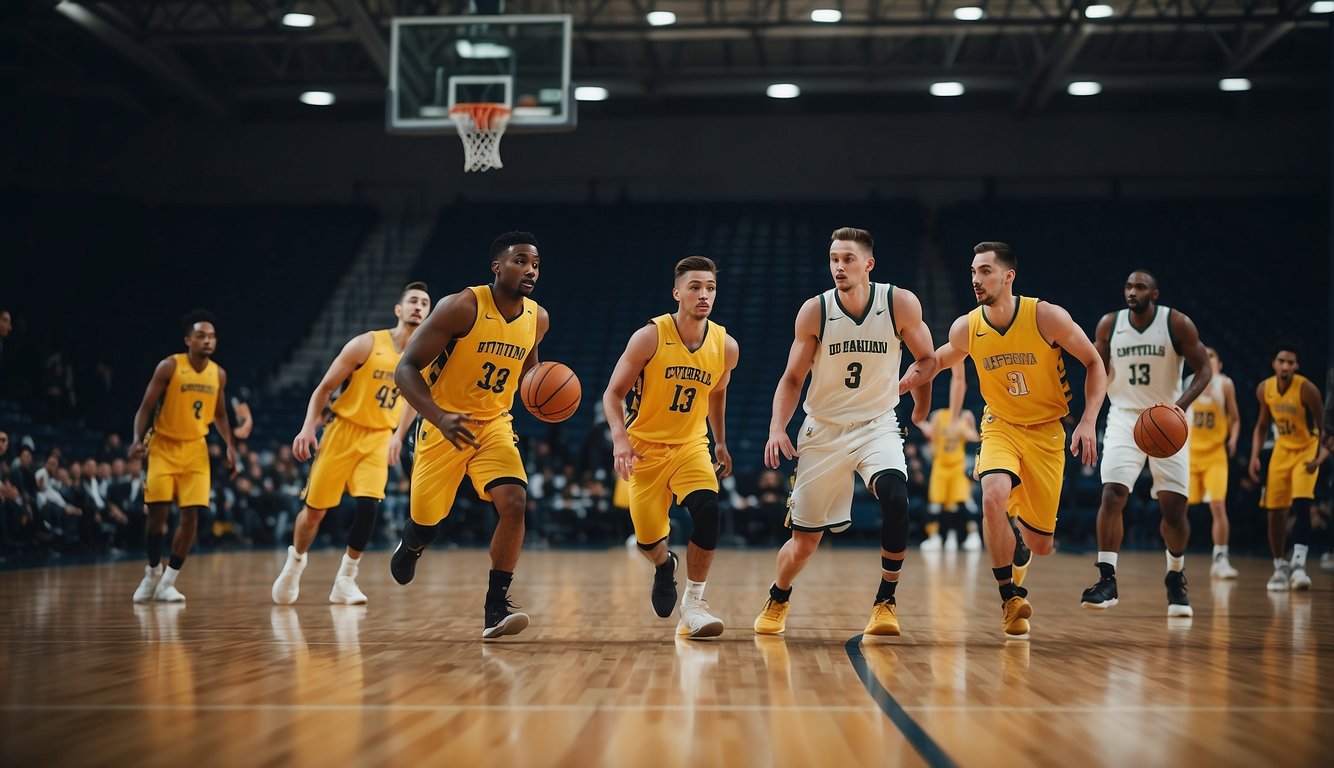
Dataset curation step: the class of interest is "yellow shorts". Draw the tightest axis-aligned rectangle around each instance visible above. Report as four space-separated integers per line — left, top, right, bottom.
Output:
410 414 526 525
301 418 391 510
1262 443 1320 509
928 463 971 507
627 435 718 546
976 413 1065 535
1188 448 1228 505
145 434 210 508
612 475 630 510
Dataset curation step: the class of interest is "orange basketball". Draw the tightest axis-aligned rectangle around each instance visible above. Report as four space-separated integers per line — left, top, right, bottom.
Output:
520 361 581 423
1134 404 1188 458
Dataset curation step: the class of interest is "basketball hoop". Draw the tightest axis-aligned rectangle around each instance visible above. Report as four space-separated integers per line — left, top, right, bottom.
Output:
449 103 511 172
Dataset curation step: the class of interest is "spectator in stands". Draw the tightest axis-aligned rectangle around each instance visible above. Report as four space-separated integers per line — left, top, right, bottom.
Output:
99 432 126 462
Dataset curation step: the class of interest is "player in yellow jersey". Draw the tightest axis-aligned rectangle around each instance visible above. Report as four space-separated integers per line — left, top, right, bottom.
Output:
129 310 238 603
1249 342 1329 591
271 282 431 605
929 242 1106 639
1186 347 1241 579
602 256 740 638
391 232 549 639
919 363 981 552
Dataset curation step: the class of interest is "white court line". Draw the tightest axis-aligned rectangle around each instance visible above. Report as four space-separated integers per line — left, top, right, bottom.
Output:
5 703 1334 714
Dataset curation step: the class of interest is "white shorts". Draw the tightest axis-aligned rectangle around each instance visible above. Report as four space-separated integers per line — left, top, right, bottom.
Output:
788 412 906 533
1100 406 1189 499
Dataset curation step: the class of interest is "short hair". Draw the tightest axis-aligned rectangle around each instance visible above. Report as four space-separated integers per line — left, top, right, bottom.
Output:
490 231 539 261
974 241 1016 270
399 281 428 302
1272 341 1301 361
831 227 874 252
674 256 718 282
1128 269 1159 289
181 309 217 335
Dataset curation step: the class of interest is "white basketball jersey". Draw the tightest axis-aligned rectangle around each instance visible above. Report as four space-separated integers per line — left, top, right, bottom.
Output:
1107 305 1184 410
804 282 903 423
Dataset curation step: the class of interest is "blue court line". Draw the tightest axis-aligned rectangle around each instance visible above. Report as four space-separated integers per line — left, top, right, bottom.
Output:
844 635 958 768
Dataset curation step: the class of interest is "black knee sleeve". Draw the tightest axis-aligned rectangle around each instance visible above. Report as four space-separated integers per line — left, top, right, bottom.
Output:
683 490 720 551
347 497 380 552
1291 499 1313 546
873 471 910 553
402 518 438 550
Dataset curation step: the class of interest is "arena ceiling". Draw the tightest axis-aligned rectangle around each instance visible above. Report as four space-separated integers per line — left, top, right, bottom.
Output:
3 0 1329 119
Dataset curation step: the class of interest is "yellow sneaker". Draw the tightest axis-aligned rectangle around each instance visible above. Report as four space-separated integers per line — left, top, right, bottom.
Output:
863 599 901 637
753 597 790 635
1001 594 1032 639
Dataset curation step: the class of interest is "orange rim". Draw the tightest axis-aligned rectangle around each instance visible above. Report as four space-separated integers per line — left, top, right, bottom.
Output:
449 102 512 131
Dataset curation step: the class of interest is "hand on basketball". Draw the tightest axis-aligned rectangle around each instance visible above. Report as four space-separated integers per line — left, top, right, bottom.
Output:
292 428 319 462
713 444 733 479
613 439 643 481
435 412 482 450
387 435 403 465
764 431 798 470
1070 421 1098 466
1164 402 1188 423
1248 456 1262 483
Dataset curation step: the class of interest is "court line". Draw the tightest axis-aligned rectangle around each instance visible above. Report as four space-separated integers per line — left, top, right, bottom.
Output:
3 703 879 714
845 634 959 768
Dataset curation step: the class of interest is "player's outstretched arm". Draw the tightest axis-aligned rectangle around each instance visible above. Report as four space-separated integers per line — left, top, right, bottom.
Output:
1170 310 1212 412
707 334 741 478
602 324 658 481
129 357 176 459
1038 301 1106 466
1249 382 1272 482
930 315 971 423
294 332 373 462
765 299 821 469
395 289 482 450
894 288 937 427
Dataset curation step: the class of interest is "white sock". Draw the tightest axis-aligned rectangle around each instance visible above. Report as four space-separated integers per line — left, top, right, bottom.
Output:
1274 558 1287 570
1213 545 1228 558
339 552 359 578
289 545 307 562
1097 551 1118 571
683 579 705 604
1166 550 1185 573
1292 544 1309 570
159 566 180 587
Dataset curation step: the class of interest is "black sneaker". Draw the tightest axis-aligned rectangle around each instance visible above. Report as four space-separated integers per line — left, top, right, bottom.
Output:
651 551 679 618
1080 575 1118 609
483 597 530 639
390 540 421 585
1165 571 1193 618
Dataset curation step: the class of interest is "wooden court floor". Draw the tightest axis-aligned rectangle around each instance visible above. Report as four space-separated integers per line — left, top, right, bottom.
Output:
2 547 1331 767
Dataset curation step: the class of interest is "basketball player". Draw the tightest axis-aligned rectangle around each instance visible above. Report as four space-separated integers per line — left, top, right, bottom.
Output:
602 256 740 638
920 361 981 552
929 242 1106 639
271 282 431 605
1249 343 1329 591
390 233 548 639
753 227 936 638
1080 271 1211 617
1186 347 1241 579
129 310 237 603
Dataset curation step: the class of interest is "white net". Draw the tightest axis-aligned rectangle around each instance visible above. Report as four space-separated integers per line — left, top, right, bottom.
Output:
450 104 511 173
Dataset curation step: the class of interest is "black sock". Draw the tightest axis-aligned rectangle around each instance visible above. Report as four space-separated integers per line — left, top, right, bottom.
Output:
1000 582 1020 602
770 583 792 604
876 578 898 603
486 569 513 604
168 554 184 570
655 554 675 576
1097 561 1116 579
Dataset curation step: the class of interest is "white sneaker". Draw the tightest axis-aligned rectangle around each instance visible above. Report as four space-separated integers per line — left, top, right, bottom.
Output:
271 546 307 605
1210 557 1239 580
1267 567 1290 592
153 581 186 603
962 531 982 551
676 597 724 639
920 534 943 552
944 530 959 551
133 564 163 603
330 575 368 605
1290 567 1312 591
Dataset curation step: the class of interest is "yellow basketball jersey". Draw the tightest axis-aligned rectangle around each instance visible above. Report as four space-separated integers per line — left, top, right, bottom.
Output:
626 314 726 445
332 329 404 430
1264 374 1319 450
154 353 220 440
930 409 968 468
1189 377 1228 457
967 297 1071 425
426 285 539 422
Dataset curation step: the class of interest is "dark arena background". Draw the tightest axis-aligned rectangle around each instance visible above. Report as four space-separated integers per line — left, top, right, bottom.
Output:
2 2 1332 766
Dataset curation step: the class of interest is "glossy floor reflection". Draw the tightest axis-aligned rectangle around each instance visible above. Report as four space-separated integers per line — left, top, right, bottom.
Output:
1 548 1331 766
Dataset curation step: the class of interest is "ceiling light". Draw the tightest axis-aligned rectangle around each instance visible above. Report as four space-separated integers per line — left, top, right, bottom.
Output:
1310 1 1334 12
575 86 610 101
299 91 335 106
1084 4 1114 18
811 9 842 22
766 83 800 99
930 82 965 97
646 11 677 26
953 7 985 21
1066 81 1102 96
1218 78 1252 92
282 13 316 27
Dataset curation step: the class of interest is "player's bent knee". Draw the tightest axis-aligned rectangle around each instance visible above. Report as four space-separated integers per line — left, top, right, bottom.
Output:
347 497 380 552
683 490 720 551
1101 483 1130 503
872 472 909 553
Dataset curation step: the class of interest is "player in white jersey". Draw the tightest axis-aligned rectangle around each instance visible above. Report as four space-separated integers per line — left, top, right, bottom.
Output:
753 227 936 638
1081 271 1211 617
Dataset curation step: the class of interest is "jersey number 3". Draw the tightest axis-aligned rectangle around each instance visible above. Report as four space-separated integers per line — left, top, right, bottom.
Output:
845 362 863 389
669 385 697 413
1006 371 1030 397
477 362 511 394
